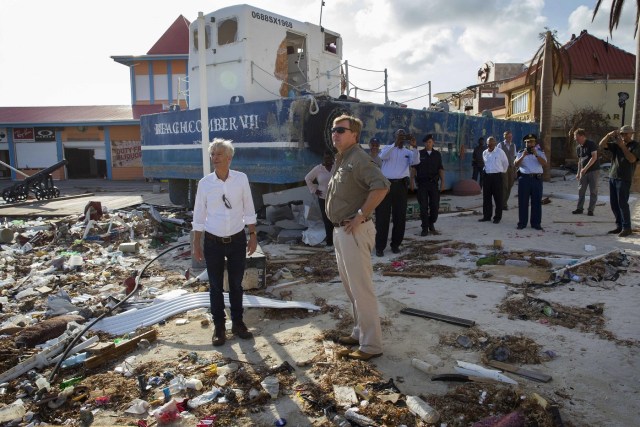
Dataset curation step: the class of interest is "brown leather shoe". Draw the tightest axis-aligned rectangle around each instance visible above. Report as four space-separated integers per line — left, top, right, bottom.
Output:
337 336 359 346
212 326 226 346
346 350 383 361
231 321 253 339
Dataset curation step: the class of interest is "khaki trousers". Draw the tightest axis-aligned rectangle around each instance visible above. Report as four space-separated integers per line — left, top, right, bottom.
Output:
502 165 516 208
334 220 383 354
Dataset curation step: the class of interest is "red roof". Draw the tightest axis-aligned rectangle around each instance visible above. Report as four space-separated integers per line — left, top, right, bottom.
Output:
0 105 165 125
147 15 191 55
563 30 635 79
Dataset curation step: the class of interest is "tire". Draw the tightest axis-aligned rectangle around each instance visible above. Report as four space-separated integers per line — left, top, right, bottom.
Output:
304 104 350 155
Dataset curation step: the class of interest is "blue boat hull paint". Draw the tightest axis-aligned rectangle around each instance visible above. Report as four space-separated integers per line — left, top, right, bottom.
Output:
141 97 537 188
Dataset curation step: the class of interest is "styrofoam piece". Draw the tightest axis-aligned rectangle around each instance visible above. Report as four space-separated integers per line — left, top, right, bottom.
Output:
455 361 517 385
90 292 321 335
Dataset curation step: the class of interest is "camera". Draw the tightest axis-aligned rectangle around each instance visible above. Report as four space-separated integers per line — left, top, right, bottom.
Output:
526 147 534 154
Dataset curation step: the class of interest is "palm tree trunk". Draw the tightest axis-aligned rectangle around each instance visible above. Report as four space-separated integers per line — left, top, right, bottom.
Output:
539 31 553 181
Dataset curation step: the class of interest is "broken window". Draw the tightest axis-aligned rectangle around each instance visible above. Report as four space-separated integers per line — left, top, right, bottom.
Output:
218 18 238 45
324 32 339 55
193 25 211 51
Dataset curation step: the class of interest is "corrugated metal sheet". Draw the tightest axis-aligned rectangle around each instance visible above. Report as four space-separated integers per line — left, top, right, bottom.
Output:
563 30 635 79
0 105 164 125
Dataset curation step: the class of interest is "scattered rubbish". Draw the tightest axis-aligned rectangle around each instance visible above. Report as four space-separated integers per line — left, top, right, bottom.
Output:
455 361 518 385
487 360 552 383
411 358 437 374
406 395 439 423
456 335 473 348
584 244 596 252
492 346 510 362
260 376 280 399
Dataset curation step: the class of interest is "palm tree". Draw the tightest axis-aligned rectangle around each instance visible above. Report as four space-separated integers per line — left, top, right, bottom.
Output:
525 30 571 181
593 0 640 137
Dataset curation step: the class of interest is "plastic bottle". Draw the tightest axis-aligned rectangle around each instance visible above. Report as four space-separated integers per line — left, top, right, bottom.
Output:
35 376 51 392
187 388 222 409
331 414 352 427
406 395 439 423
60 352 87 369
186 377 203 391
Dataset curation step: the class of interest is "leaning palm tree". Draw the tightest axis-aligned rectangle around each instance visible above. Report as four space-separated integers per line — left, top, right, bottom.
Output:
593 0 640 137
525 29 571 181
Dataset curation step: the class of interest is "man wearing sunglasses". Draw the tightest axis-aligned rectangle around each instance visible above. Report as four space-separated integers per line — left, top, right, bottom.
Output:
192 139 258 347
375 128 420 256
326 115 390 361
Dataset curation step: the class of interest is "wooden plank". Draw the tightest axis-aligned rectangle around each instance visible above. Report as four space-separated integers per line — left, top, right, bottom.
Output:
85 329 157 369
400 307 475 327
268 258 308 264
487 360 552 383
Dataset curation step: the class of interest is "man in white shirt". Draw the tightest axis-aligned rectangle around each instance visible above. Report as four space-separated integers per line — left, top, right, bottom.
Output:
192 139 258 347
479 136 509 224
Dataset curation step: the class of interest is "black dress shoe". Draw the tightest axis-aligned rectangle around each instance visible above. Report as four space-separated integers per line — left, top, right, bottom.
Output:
492 219 500 224
212 326 226 346
420 229 428 236
375 249 384 257
587 211 594 216
478 218 491 222
391 246 400 254
532 226 544 231
516 225 525 230
572 209 583 214
607 227 622 234
231 321 253 339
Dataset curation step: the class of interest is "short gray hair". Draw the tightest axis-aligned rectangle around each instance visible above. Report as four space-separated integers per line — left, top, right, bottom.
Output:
208 138 235 157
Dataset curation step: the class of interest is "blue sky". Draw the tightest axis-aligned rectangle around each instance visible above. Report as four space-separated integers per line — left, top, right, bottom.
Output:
0 0 636 109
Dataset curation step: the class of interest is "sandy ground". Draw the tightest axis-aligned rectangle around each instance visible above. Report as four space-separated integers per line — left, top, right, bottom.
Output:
31 176 638 426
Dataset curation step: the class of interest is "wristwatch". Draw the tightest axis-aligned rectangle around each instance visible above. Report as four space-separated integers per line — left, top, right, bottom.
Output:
358 208 365 217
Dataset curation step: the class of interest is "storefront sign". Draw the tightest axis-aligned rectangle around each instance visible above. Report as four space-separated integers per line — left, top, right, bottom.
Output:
35 128 56 141
13 128 35 142
112 140 142 167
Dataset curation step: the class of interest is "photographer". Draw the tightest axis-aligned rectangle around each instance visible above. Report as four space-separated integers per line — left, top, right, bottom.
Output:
375 128 420 256
514 133 547 231
598 125 640 237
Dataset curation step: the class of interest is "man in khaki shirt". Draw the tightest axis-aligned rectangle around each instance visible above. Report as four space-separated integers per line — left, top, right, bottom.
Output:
326 114 389 361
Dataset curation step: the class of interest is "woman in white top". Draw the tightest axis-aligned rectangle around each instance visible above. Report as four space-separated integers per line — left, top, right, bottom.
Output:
305 151 335 246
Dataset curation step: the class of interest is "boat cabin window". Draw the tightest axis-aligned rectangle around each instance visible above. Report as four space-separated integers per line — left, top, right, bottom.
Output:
324 32 339 55
193 25 211 50
218 18 238 45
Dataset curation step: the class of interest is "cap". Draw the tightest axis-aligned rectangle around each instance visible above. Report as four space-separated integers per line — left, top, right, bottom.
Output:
369 137 380 145
422 134 434 142
620 125 634 134
395 128 406 136
523 133 537 142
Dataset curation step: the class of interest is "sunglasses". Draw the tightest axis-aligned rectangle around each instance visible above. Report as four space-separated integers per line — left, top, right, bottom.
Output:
331 127 352 134
222 194 232 209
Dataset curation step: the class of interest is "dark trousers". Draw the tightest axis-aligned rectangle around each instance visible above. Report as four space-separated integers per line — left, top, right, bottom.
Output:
318 197 334 245
204 233 247 326
517 175 543 227
482 173 503 221
416 181 440 230
609 178 632 229
472 166 484 188
375 178 408 250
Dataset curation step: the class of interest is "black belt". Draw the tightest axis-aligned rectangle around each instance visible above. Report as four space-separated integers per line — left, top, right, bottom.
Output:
332 218 372 227
521 173 542 178
388 178 407 182
205 230 245 244
485 172 503 175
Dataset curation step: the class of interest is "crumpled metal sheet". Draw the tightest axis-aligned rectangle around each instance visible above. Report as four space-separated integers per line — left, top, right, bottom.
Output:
90 291 320 335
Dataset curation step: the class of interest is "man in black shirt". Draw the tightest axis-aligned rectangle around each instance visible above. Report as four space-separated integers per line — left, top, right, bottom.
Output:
472 137 485 188
413 134 444 236
572 128 600 216
598 125 640 237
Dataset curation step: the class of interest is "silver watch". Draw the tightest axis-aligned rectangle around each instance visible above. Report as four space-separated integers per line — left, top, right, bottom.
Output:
358 208 365 217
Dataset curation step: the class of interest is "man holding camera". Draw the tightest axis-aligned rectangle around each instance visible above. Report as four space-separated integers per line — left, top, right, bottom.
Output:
413 134 445 236
514 134 547 231
598 125 640 237
375 129 420 256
